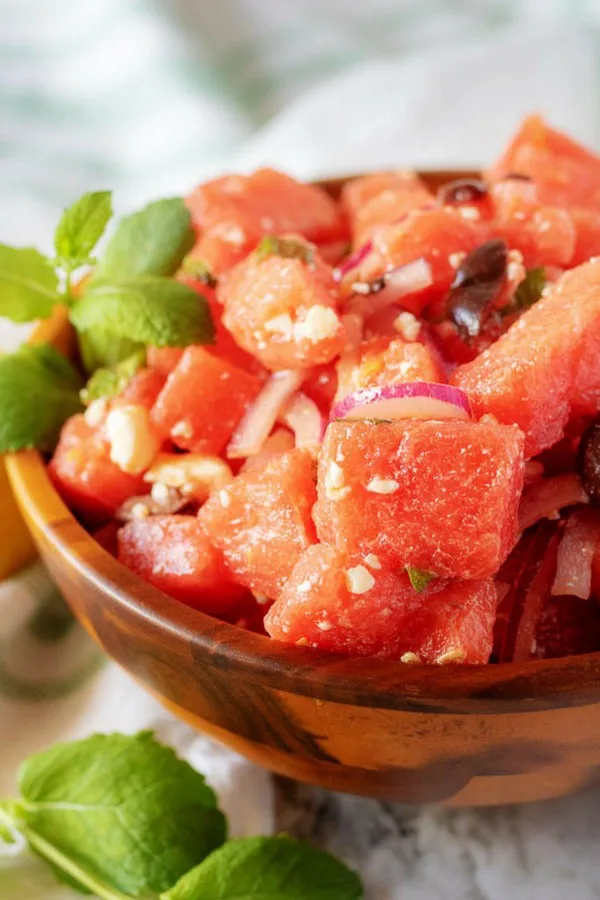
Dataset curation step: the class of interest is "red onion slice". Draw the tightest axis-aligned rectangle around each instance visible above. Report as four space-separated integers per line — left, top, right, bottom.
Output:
279 391 326 449
226 370 305 459
333 240 373 281
331 382 472 423
518 472 589 532
551 508 600 600
348 258 433 319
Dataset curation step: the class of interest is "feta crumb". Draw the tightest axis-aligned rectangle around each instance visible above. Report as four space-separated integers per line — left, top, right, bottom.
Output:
294 305 339 343
171 419 193 440
297 580 312 593
84 397 108 428
436 647 466 664
264 313 294 339
253 592 270 606
325 461 351 501
345 565 375 595
400 652 421 664
448 251 466 269
364 553 382 570
366 477 399 494
105 405 160 475
223 224 246 245
150 481 171 505
393 311 421 341
457 206 480 221
316 620 332 631
296 637 309 646
218 489 231 508
131 502 150 519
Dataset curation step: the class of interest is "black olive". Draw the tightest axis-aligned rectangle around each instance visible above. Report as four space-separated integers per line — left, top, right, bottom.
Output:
578 421 600 505
447 239 508 339
437 177 489 206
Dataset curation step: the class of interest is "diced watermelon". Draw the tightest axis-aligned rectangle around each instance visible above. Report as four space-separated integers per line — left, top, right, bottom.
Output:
199 449 317 599
218 243 345 371
265 544 496 663
186 169 347 275
147 346 183 377
453 260 600 455
341 171 435 245
534 594 600 659
120 367 166 409
301 364 338 414
117 515 246 614
570 207 600 266
486 115 600 210
313 417 524 579
336 335 446 399
348 208 483 315
49 414 146 520
151 346 263 454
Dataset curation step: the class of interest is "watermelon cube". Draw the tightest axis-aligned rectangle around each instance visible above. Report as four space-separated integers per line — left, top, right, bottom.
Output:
313 417 524 580
336 335 446 399
341 171 435 245
117 515 246 615
453 260 600 452
199 449 317 599
265 544 497 663
151 346 263 454
218 244 345 371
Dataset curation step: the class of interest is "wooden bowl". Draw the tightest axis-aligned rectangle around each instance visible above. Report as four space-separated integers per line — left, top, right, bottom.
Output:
8 172 600 807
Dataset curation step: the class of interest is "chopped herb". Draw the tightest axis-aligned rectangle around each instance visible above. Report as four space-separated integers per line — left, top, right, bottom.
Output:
513 266 546 312
405 565 438 593
255 235 315 266
80 348 147 405
181 257 218 288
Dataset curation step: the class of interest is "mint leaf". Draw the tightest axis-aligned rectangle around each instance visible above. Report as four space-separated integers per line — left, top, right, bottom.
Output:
162 835 363 900
405 565 437 593
80 348 146 405
0 344 82 452
54 191 113 273
71 277 215 348
93 198 196 281
0 245 59 322
16 731 227 898
255 235 315 266
77 329 142 374
514 266 546 312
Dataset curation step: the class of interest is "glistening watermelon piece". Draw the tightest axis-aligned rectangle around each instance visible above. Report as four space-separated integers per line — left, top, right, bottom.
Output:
265 544 497 663
313 417 524 580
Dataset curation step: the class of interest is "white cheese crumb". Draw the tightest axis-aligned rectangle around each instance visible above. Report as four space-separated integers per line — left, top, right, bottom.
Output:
294 305 339 343
345 565 375 595
218 489 231 508
84 397 108 428
297 580 312 593
393 311 421 341
366 477 399 494
400 652 421 664
131 502 150 519
253 592 270 606
364 553 382 570
457 206 480 221
105 405 160 475
296 637 309 646
264 313 294 339
436 647 466 664
448 251 466 269
171 419 193 440
316 620 332 631
150 481 171 505
324 461 351 501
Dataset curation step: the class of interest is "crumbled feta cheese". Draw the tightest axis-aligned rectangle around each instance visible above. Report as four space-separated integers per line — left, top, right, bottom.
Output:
84 397 108 428
297 580 312 593
131 502 150 519
150 481 171 505
105 405 160 475
253 592 270 606
144 453 232 499
400 652 421 664
366 477 399 494
448 251 466 269
294 305 339 343
345 565 375 595
171 419 193 440
296 637 309 646
324 461 351 501
218 489 231 508
264 313 294 338
436 647 466 664
457 206 480 221
393 311 421 341
364 553 382 570
316 620 332 631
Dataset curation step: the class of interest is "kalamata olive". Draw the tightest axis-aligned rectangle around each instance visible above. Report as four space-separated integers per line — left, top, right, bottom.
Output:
437 177 489 206
578 421 600 505
447 239 508 339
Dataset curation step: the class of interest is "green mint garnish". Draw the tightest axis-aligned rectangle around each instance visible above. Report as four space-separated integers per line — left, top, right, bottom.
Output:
70 276 215 348
54 190 113 293
255 235 315 266
405 565 438 593
513 266 546 312
181 257 218 288
0 344 82 452
0 245 59 322
163 835 363 900
80 348 146 405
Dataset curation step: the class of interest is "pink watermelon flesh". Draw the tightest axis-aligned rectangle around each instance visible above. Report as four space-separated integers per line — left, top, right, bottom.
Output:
313 417 524 580
265 544 497 663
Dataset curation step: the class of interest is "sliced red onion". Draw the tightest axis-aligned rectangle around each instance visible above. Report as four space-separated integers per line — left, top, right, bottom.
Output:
551 507 600 599
331 382 472 423
241 428 295 473
279 391 326 449
348 258 433 319
518 472 589 532
226 370 305 459
333 240 373 282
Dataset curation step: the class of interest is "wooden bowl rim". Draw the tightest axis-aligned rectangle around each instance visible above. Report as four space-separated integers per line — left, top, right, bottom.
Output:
8 169 600 713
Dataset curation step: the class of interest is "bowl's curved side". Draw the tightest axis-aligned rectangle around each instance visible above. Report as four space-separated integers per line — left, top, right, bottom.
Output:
8 174 600 805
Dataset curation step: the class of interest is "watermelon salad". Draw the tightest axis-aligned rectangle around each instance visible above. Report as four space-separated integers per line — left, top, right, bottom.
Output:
46 115 600 666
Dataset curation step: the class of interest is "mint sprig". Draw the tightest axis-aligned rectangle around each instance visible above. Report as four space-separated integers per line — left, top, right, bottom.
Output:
0 344 83 452
0 732 364 900
255 235 315 266
80 348 146 405
405 565 437 593
163 835 363 900
0 246 59 322
54 191 113 289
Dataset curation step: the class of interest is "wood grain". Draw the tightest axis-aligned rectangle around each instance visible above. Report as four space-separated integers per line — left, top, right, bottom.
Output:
8 172 600 805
